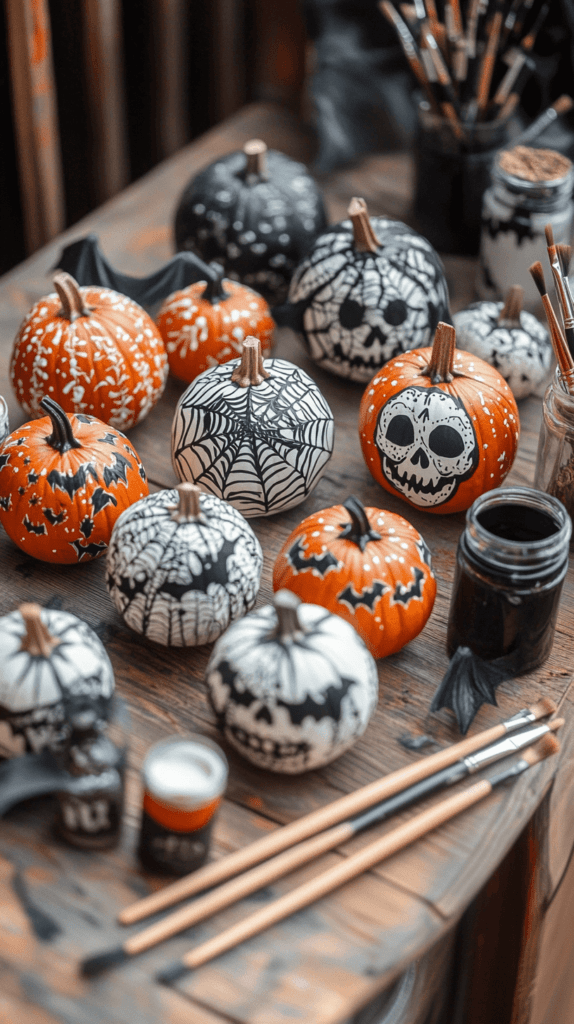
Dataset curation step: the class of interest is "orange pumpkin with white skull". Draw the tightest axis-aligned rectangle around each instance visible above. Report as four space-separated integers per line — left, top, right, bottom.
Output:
10 272 167 430
273 496 436 658
156 264 274 383
0 398 148 564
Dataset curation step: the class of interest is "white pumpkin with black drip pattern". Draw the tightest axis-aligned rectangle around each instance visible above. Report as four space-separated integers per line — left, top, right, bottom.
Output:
171 337 335 517
206 590 378 774
279 197 450 382
453 286 552 400
105 483 263 646
0 603 114 755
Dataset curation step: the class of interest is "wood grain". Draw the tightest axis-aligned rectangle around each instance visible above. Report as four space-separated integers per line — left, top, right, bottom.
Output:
0 102 571 1024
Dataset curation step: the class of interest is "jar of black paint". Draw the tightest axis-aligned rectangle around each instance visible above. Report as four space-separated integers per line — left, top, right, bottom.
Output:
447 487 571 675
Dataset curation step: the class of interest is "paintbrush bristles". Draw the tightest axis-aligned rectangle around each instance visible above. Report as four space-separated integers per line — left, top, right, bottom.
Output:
549 718 565 732
523 733 560 765
554 95 574 117
558 244 572 278
545 223 555 248
529 261 547 298
530 696 557 719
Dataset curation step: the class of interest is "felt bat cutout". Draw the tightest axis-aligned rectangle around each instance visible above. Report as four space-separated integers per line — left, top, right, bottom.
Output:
430 646 511 734
54 235 219 310
0 751 73 817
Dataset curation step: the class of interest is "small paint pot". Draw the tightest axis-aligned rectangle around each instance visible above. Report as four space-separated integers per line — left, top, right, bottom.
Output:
138 734 228 875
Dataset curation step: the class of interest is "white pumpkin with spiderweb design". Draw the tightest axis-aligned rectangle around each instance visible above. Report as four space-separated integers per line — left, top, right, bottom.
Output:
281 197 450 383
106 483 263 646
171 337 335 517
0 603 114 755
206 591 378 773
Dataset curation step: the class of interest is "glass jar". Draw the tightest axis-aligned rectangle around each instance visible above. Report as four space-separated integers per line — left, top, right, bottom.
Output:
535 367 574 524
413 100 517 256
0 396 9 444
447 486 571 675
478 153 574 309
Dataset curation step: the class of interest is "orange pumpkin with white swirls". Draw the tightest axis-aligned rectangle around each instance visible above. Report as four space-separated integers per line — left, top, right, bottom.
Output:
10 272 167 430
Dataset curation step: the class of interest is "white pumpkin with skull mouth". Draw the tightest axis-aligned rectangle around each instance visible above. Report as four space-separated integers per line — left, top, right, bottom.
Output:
453 286 551 400
375 387 479 508
0 603 114 755
206 590 378 774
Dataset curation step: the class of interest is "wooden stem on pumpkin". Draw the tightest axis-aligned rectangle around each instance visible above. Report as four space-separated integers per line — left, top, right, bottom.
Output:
41 397 82 453
19 604 60 658
244 139 268 179
424 322 456 384
231 338 271 388
53 272 90 322
348 198 380 254
202 263 230 304
273 590 306 642
498 286 523 328
171 483 202 522
339 496 381 551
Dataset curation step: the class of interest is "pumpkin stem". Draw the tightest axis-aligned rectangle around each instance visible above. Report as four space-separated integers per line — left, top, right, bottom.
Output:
41 397 82 453
53 272 90 322
244 139 268 180
423 322 456 383
202 263 231 304
19 603 60 658
348 197 380 254
231 337 271 388
171 482 202 522
338 496 381 551
273 590 306 641
498 285 524 328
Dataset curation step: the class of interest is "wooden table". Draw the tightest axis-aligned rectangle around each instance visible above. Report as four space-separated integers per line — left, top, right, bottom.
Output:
1 102 574 1024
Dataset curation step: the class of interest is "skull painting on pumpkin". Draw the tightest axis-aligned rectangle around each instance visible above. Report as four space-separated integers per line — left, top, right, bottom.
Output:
375 386 479 508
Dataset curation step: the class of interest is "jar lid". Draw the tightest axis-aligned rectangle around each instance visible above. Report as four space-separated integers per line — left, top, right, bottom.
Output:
142 734 228 811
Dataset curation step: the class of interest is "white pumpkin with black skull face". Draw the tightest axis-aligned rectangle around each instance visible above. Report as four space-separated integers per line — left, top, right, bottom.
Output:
280 197 450 383
376 387 479 508
453 286 551 400
106 483 263 646
206 591 378 774
0 604 114 755
171 337 335 517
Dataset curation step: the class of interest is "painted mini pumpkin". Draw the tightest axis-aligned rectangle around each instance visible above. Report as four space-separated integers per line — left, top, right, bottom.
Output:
273 496 436 658
156 263 274 383
359 322 520 514
453 286 552 400
174 139 328 304
281 197 450 383
206 590 378 773
171 337 335 517
0 603 114 755
106 483 263 646
0 397 148 563
10 272 168 430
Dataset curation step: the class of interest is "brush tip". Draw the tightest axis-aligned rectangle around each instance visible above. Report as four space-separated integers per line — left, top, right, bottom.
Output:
156 961 190 985
558 243 572 277
529 261 546 296
545 223 555 248
549 717 565 732
80 945 128 978
554 95 574 116
531 696 558 719
524 732 560 766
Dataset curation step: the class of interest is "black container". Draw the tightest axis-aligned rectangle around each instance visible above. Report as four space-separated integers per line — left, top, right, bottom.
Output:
447 487 571 675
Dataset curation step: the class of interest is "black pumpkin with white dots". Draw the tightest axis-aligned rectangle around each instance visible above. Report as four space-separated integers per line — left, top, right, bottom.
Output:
171 337 335 517
279 197 450 383
453 286 552 400
206 590 379 774
174 139 328 304
105 483 263 646
0 603 115 755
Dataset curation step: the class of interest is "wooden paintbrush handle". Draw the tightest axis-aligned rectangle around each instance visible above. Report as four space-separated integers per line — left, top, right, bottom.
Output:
180 780 493 971
124 821 353 956
118 722 510 925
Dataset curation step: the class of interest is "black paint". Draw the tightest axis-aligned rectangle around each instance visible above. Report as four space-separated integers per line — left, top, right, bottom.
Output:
338 579 388 611
287 537 340 576
477 504 559 543
398 733 437 751
138 811 214 876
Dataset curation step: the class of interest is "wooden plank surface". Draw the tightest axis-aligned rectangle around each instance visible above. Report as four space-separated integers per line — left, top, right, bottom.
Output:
0 102 572 1024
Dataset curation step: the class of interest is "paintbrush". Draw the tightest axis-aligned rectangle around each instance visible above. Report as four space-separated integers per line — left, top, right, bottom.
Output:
557 244 574 342
475 0 505 118
514 95 574 147
379 2 440 110
491 2 550 114
116 697 556 928
419 22 465 137
529 260 574 386
157 733 560 982
80 716 562 977
546 224 574 356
